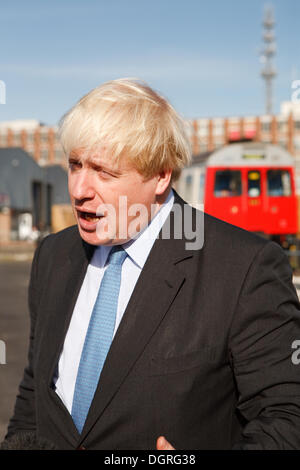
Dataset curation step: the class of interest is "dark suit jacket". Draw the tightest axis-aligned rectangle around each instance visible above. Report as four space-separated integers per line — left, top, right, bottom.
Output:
6 193 300 449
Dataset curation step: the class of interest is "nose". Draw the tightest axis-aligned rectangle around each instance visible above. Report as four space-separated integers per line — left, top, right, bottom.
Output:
69 168 96 202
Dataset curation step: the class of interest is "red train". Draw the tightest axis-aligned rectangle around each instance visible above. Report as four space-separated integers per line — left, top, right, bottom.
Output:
178 141 298 246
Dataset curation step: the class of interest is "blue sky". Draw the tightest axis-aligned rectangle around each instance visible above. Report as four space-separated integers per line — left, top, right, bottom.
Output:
0 0 299 125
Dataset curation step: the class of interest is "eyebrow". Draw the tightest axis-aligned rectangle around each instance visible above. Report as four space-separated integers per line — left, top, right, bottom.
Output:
68 155 123 175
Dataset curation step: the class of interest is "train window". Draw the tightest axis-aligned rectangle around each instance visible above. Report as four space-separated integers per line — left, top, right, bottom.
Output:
248 171 261 197
267 170 292 196
214 170 241 197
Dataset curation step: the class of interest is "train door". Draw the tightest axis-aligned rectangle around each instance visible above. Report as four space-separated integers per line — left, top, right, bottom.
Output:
246 169 264 232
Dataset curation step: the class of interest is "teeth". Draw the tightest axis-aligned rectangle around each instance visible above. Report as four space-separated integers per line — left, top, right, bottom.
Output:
85 215 99 222
82 212 101 222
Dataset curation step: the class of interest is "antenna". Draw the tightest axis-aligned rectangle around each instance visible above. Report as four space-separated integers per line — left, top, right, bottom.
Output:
260 4 276 115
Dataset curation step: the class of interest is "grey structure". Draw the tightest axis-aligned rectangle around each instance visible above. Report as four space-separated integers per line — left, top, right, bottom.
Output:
0 147 69 237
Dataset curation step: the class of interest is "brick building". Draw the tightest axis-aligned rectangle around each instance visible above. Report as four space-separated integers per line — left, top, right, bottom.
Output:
1 101 300 167
186 101 300 159
0 119 65 168
184 100 300 192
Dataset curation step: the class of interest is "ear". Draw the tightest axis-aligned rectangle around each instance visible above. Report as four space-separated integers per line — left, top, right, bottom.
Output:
155 169 172 196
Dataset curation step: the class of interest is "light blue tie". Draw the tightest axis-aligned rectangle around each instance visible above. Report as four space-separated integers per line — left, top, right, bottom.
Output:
71 245 127 434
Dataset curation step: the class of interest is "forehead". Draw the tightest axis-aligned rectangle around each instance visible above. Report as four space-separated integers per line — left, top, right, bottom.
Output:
70 147 133 171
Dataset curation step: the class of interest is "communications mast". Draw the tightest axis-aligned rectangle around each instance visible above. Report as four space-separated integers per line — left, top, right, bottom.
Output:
260 5 276 115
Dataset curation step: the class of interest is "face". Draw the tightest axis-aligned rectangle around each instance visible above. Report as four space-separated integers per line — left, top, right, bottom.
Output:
68 148 171 246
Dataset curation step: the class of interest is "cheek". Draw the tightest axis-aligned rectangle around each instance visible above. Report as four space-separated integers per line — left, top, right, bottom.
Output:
139 182 157 206
131 178 156 200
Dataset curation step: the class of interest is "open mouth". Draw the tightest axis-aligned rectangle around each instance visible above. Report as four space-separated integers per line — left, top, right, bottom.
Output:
78 210 104 223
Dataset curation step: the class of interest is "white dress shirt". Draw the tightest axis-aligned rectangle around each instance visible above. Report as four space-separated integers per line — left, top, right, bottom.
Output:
54 190 174 413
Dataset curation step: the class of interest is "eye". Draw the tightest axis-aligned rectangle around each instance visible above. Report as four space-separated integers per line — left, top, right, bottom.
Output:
98 168 117 178
68 160 81 170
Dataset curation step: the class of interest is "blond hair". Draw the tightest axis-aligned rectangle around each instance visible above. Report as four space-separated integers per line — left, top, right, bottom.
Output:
59 78 191 181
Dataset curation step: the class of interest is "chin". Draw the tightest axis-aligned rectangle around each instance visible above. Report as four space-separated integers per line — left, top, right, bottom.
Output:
77 224 129 246
77 227 106 246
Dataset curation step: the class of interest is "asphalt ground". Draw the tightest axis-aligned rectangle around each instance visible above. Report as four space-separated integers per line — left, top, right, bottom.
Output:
0 261 32 443
0 258 299 445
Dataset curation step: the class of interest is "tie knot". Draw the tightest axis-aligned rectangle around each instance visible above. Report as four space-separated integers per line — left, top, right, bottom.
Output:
108 245 127 266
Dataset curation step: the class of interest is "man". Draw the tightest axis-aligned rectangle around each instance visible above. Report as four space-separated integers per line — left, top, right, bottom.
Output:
5 78 300 450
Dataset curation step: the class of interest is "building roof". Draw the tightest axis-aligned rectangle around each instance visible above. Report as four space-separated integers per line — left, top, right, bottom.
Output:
43 164 70 204
0 147 69 210
206 142 295 167
191 151 213 166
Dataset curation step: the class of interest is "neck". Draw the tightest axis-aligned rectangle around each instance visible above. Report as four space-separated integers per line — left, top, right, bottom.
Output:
152 186 172 217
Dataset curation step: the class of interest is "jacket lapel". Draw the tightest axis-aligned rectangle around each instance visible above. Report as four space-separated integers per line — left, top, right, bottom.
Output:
45 233 95 390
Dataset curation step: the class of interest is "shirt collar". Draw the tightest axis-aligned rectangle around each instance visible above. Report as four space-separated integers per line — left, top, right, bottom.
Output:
92 189 174 269
123 189 174 269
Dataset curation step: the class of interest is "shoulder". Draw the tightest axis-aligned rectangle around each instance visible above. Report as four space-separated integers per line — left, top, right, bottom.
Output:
173 189 267 251
172 189 284 267
200 211 289 278
174 190 268 255
203 211 267 251
33 225 83 270
38 224 79 250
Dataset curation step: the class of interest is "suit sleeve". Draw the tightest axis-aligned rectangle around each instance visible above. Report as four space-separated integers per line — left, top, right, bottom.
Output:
5 237 47 438
229 241 300 449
